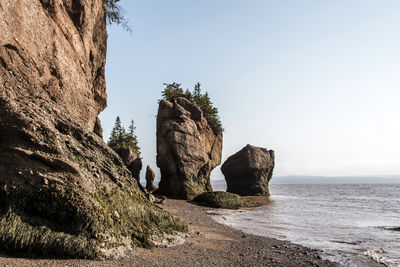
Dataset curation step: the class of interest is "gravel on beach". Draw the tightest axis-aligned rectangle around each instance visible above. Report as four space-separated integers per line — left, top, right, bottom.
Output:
0 199 341 267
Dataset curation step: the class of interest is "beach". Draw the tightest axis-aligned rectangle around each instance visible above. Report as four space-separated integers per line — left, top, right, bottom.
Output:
0 199 340 267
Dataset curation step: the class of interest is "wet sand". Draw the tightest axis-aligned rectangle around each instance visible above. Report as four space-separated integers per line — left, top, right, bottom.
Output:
0 199 340 266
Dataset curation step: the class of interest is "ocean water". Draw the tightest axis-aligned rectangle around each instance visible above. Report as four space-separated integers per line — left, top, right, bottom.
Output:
212 184 400 266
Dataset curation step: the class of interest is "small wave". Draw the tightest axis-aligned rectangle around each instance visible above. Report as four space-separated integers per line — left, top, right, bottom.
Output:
364 248 400 267
330 240 361 245
378 226 400 232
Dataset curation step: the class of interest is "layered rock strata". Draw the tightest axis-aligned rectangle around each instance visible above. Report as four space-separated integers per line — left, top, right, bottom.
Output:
156 97 223 199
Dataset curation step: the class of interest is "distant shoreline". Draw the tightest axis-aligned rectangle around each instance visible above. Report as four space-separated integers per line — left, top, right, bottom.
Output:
209 175 400 185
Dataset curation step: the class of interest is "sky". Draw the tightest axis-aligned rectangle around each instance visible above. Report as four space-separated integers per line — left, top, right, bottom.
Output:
99 0 400 181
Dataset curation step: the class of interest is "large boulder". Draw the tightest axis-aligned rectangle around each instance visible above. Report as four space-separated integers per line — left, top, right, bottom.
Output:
192 191 259 210
156 97 223 200
221 145 275 196
0 0 187 259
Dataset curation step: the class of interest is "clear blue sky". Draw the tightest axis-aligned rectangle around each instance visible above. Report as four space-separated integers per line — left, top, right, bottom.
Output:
99 0 400 181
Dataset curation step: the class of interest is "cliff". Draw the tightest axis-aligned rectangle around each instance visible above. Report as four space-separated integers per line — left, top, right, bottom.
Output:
0 0 187 258
0 0 107 133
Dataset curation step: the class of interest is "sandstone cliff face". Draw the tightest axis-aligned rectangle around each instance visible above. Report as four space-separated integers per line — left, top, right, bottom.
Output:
0 0 187 258
156 97 223 200
221 144 275 196
0 0 107 133
0 96 187 258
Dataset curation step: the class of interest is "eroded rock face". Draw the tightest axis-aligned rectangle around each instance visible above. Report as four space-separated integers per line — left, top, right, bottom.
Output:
145 165 157 192
0 0 187 258
0 96 187 258
116 147 143 191
156 97 223 200
221 144 275 196
116 148 142 179
129 158 143 181
0 0 107 132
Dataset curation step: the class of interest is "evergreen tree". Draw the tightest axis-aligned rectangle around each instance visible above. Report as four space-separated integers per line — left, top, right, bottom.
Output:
125 120 141 157
108 116 122 150
193 82 202 104
103 0 131 32
160 82 223 134
183 89 193 102
108 117 141 157
161 82 184 100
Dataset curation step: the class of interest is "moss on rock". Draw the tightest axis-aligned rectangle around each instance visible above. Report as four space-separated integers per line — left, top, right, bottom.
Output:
0 96 187 259
192 191 260 210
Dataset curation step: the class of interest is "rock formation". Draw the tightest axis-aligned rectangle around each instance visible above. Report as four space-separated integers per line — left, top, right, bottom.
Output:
156 97 223 200
145 165 157 192
221 144 275 196
130 158 143 181
116 147 143 189
0 0 186 259
0 0 107 133
192 191 259 210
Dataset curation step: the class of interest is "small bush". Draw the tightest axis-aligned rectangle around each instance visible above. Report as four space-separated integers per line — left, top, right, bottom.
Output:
192 191 259 210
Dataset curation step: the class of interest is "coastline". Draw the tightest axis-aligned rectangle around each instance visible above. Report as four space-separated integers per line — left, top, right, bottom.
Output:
0 199 341 267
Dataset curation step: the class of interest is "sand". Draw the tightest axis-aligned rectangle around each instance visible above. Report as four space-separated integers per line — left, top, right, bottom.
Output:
0 199 342 266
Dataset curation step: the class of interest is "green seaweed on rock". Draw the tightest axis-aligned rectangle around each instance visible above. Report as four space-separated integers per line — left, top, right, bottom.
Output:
0 186 187 259
192 191 260 210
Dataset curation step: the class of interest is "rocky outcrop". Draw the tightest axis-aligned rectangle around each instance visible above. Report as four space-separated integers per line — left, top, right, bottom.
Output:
0 0 187 259
221 145 275 196
116 147 143 191
0 0 107 132
145 165 157 192
156 97 223 200
117 148 143 180
129 158 143 181
192 192 259 210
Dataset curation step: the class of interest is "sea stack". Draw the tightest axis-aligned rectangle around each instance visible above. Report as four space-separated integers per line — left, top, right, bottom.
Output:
156 97 223 199
221 144 275 196
116 147 143 188
0 0 186 258
145 165 157 192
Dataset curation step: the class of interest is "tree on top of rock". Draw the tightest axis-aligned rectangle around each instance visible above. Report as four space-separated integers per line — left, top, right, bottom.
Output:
161 82 184 100
108 117 141 157
161 82 223 134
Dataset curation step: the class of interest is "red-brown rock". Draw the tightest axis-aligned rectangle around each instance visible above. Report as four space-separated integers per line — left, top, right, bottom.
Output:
0 0 187 258
156 97 223 199
0 0 107 132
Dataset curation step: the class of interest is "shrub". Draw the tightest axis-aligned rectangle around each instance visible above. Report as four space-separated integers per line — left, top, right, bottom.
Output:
161 82 223 134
